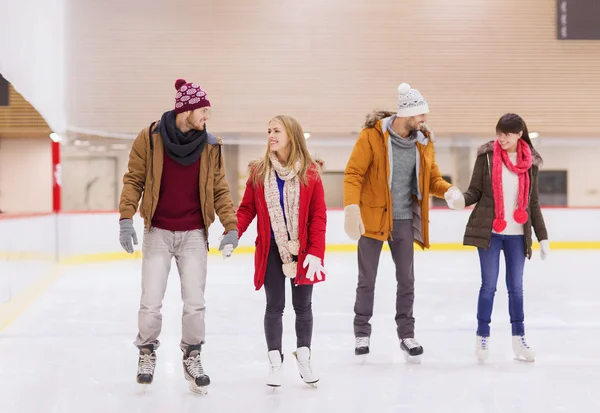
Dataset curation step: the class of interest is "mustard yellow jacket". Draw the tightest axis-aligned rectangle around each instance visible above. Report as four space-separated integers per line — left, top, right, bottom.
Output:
344 111 451 248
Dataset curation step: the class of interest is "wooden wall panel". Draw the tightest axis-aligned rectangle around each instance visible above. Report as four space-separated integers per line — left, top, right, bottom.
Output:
67 0 600 138
0 86 50 138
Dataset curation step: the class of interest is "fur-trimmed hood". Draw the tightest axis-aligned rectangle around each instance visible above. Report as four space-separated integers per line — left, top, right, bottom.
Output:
363 110 396 129
477 140 543 167
362 110 435 143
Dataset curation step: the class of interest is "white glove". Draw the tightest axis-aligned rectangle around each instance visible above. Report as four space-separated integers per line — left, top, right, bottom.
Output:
444 186 465 210
344 204 365 241
302 254 328 282
539 240 550 261
221 244 234 259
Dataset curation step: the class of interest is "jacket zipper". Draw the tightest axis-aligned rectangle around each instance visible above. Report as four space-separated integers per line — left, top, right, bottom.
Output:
203 146 213 250
149 130 155 230
384 131 394 241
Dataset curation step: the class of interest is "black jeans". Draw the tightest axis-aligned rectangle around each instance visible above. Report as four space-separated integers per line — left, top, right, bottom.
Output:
264 241 314 352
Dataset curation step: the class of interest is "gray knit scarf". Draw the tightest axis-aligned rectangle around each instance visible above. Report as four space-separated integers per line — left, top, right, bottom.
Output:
387 115 418 148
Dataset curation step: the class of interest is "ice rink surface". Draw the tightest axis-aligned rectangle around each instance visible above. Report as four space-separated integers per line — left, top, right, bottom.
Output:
1 249 599 413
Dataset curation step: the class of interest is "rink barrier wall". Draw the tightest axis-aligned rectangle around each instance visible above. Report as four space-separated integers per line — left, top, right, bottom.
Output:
1 208 599 329
1 208 600 265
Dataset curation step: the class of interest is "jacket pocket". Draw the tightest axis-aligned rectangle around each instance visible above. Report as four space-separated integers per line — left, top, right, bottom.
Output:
360 183 387 207
361 205 386 234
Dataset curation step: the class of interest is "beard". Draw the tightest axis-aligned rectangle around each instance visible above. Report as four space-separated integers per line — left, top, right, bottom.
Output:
407 121 421 133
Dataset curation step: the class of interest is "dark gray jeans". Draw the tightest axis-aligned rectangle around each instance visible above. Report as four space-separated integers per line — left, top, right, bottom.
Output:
264 242 314 352
353 219 415 339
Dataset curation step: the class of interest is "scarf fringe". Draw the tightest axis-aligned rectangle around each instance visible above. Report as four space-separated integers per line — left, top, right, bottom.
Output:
282 262 297 278
264 153 301 277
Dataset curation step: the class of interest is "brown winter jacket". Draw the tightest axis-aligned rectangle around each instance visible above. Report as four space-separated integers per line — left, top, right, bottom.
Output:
462 141 548 259
344 111 452 248
118 121 238 242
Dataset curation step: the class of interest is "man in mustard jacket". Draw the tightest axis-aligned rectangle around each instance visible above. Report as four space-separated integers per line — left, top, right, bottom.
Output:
118 79 238 393
343 83 463 362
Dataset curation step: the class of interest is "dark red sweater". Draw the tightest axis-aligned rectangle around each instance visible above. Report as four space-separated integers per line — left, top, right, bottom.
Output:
151 153 204 231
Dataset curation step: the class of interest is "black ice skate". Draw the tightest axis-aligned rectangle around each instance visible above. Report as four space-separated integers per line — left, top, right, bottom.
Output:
355 336 370 356
355 336 370 364
136 346 156 385
183 344 210 394
400 338 423 364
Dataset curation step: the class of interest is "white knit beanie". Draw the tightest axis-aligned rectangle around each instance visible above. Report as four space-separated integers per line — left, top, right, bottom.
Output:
397 83 429 118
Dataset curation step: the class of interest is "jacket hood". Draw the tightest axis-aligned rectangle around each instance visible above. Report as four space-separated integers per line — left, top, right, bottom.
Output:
363 110 396 129
477 140 543 167
362 110 435 143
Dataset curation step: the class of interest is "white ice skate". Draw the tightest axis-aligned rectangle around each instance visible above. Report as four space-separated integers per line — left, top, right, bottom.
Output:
475 335 489 363
400 338 423 364
292 347 319 388
512 335 535 362
266 350 283 388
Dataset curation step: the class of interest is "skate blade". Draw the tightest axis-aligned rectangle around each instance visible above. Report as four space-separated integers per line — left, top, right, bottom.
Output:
356 354 368 365
137 383 150 395
189 381 208 395
514 355 535 363
299 375 319 388
403 351 422 364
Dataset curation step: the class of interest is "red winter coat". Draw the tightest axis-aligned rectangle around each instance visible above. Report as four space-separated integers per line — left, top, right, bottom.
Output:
237 167 327 290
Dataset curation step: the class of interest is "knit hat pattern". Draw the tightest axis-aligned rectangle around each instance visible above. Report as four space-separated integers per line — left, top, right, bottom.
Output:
174 78 211 114
397 83 429 118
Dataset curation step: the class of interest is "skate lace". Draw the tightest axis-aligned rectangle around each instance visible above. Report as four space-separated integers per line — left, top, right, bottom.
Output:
480 337 488 349
355 337 369 348
519 336 530 348
270 363 281 375
138 353 155 375
184 354 205 377
297 358 313 375
403 338 419 349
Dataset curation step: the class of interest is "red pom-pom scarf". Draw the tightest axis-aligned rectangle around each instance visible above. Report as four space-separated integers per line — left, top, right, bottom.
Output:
492 139 533 233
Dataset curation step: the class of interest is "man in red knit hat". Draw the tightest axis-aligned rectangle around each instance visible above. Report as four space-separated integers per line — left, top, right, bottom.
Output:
118 79 238 394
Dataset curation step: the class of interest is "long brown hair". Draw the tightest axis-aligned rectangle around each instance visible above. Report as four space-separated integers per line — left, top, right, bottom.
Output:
250 115 320 186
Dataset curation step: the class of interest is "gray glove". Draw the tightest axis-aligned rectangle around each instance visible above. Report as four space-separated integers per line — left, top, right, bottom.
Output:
219 230 239 251
119 219 138 254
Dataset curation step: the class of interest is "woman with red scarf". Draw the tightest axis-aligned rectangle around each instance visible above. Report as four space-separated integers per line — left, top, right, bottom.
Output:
235 115 327 388
446 113 549 363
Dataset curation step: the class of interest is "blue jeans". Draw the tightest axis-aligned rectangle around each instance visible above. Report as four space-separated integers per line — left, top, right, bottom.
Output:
476 233 526 337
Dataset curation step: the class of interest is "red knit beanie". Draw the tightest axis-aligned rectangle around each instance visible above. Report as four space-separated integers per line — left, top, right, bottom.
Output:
174 78 211 114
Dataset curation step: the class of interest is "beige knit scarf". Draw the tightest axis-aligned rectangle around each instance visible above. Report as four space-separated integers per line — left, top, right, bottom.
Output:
264 152 301 278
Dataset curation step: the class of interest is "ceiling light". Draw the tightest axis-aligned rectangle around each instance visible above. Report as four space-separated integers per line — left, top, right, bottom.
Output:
530 132 540 139
304 132 311 139
49 133 61 142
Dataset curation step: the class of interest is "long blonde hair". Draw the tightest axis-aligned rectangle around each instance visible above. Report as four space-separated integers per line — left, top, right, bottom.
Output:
250 115 320 186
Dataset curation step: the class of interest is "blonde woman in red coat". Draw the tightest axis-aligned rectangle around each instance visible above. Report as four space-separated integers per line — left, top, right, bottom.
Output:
235 115 328 388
